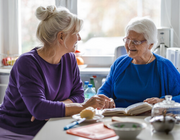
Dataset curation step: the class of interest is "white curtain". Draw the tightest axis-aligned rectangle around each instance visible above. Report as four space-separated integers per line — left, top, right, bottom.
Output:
0 0 20 55
0 0 2 54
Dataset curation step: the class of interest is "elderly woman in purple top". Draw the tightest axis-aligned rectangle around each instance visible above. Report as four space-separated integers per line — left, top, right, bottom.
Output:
0 5 115 139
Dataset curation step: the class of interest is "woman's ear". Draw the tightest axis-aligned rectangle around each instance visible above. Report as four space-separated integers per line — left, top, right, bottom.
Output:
57 31 64 44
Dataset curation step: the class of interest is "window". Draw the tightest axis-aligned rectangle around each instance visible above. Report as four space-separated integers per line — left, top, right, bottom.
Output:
3 0 180 64
20 0 55 53
19 0 161 55
77 0 161 56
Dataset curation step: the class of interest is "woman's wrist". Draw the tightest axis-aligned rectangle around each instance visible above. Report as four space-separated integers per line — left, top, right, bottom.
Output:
160 98 165 102
61 99 73 104
65 103 84 116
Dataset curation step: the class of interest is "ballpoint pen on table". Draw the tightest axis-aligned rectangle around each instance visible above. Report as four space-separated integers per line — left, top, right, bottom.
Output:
64 118 86 130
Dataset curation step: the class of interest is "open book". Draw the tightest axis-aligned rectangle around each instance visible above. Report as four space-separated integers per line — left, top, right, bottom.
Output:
102 102 153 116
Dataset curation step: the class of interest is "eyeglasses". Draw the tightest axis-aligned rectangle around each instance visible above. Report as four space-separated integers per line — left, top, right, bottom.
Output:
123 38 147 45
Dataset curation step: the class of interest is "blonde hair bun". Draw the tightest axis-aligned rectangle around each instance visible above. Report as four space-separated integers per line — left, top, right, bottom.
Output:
36 5 56 21
36 5 83 45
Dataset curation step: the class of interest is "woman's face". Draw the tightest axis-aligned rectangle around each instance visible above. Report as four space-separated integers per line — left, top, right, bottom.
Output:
125 30 152 59
64 31 81 52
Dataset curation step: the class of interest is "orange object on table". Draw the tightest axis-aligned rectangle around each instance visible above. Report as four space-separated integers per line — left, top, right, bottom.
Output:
66 122 116 140
76 56 84 65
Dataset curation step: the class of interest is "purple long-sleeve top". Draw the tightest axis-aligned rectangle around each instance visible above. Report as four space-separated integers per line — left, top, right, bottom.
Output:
0 47 84 136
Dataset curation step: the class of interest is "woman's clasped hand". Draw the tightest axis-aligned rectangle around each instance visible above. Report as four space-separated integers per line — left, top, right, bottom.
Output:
83 95 115 109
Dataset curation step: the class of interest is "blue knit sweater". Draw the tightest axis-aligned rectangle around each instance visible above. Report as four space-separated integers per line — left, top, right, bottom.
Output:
98 53 180 107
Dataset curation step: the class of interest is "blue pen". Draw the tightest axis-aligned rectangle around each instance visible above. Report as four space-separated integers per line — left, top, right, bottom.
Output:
64 118 86 130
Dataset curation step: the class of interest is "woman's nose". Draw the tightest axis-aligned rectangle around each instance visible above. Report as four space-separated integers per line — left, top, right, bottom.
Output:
127 40 134 46
127 40 132 45
77 34 81 41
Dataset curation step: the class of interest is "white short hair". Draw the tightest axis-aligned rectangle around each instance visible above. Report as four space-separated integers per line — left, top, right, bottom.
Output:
125 17 158 48
36 5 83 45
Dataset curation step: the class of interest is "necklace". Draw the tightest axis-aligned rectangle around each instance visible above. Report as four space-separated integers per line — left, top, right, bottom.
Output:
146 53 153 64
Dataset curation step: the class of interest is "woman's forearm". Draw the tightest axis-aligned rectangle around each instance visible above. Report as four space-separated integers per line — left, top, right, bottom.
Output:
61 99 73 104
64 95 112 116
65 103 84 116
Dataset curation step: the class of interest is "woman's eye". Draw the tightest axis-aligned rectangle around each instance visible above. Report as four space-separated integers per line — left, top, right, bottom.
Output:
133 40 138 43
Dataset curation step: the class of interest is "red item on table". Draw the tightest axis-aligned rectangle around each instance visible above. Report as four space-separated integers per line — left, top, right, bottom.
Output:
66 122 116 140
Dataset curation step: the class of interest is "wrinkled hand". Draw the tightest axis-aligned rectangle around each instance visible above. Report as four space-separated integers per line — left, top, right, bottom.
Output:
31 116 49 122
144 97 164 105
103 98 115 109
83 94 110 109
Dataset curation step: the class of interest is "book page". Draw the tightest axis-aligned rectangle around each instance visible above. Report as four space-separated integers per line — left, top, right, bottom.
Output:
125 102 152 115
102 108 126 116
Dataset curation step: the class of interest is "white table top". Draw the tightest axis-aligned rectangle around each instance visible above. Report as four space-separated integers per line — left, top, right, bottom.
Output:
33 116 180 140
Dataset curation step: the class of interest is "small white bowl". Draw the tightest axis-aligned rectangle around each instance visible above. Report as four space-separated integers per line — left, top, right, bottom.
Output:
78 64 87 69
107 122 146 139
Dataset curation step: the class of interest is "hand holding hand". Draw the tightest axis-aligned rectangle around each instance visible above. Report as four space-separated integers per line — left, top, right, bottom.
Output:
104 98 115 108
83 94 110 109
144 97 164 105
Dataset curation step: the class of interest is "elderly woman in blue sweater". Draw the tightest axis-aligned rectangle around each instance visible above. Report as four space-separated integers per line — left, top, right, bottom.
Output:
98 17 180 108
